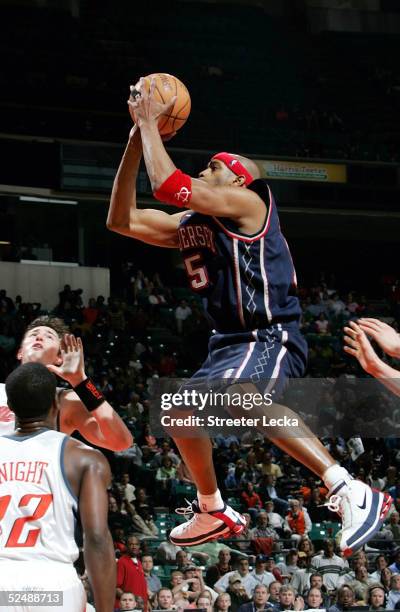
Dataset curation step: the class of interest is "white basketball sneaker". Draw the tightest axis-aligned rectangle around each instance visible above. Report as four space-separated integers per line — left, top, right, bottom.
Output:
326 479 392 556
169 499 246 546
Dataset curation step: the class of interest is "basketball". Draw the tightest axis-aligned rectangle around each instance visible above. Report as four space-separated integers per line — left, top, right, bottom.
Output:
130 73 191 135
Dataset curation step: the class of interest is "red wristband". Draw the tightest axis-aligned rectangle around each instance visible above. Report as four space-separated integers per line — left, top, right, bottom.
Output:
154 169 192 207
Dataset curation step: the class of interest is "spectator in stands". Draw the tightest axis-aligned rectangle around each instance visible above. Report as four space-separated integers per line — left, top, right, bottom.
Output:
175 299 192 334
305 296 325 319
214 593 232 612
369 555 388 582
250 512 279 555
297 537 314 560
290 554 313 595
315 313 330 335
387 574 400 609
327 294 346 317
117 473 136 503
157 531 183 564
276 550 301 579
241 482 262 520
173 587 194 611
197 592 213 612
157 588 175 610
345 293 359 315
113 526 127 554
267 582 282 607
190 570 218 604
348 565 374 602
276 585 302 611
388 512 400 541
242 451 262 484
226 575 252 612
310 540 348 592
265 558 283 584
251 555 276 589
133 487 155 519
142 554 161 600
118 591 139 611
379 566 392 593
233 513 252 554
265 502 284 536
259 452 283 479
152 441 180 468
116 536 148 610
307 574 331 608
307 488 330 523
327 585 355 612
389 548 400 574
125 504 159 540
284 500 311 546
171 570 185 593
259 475 288 515
156 456 177 500
108 495 132 533
304 588 324 610
214 560 258 599
81 297 99 331
206 549 233 588
365 584 386 611
237 584 269 612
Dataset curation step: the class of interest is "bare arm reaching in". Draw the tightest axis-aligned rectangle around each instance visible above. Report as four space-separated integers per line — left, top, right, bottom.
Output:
67 440 116 612
48 334 132 451
344 320 400 397
357 318 400 358
107 116 185 248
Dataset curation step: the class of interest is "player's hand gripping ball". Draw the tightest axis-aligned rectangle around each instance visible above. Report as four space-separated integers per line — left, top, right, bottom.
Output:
128 73 191 135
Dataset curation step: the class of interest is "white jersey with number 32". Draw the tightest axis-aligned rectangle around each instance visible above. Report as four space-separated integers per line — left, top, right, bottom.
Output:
0 429 79 563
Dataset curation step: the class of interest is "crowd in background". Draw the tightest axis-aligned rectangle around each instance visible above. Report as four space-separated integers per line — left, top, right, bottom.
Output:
2 270 400 611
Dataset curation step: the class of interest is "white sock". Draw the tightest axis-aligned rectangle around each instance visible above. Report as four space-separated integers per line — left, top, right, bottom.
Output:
323 464 353 494
198 489 224 512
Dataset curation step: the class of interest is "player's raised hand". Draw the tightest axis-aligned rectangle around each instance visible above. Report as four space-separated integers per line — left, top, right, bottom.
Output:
358 318 400 357
127 77 176 127
343 321 381 374
46 334 86 387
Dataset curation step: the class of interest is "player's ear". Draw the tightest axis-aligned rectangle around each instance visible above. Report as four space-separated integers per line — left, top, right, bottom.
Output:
16 346 23 361
233 175 246 187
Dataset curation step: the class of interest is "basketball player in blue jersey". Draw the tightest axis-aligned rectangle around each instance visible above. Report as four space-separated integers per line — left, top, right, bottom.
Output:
107 77 392 556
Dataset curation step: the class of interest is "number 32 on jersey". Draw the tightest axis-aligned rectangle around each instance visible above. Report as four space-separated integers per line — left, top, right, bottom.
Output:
0 493 53 547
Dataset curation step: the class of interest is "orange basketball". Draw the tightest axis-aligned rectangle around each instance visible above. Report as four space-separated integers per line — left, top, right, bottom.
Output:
130 73 191 135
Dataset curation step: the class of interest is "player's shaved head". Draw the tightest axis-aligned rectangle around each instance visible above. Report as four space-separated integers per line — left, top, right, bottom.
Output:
6 362 57 420
232 154 261 181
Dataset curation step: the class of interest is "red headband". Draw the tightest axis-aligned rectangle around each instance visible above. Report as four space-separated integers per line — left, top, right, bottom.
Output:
212 152 254 186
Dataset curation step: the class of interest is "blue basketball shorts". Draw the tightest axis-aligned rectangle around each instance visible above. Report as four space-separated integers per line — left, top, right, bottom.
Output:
189 322 308 398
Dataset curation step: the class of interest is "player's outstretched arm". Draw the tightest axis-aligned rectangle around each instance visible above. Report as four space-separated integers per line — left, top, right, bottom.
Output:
358 318 400 358
131 77 264 221
78 448 116 612
107 102 183 248
48 334 133 451
344 320 400 396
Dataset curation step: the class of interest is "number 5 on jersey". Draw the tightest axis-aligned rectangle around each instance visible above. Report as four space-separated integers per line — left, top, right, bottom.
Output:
184 253 209 290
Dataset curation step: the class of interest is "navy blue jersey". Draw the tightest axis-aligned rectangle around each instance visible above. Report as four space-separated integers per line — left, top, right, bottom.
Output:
178 179 301 333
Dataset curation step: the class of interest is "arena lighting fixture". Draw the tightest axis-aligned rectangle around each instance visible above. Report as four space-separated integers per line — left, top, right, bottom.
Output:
0 241 11 245
19 196 78 205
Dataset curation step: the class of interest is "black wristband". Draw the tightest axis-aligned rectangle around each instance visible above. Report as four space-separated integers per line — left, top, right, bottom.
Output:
73 377 105 412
